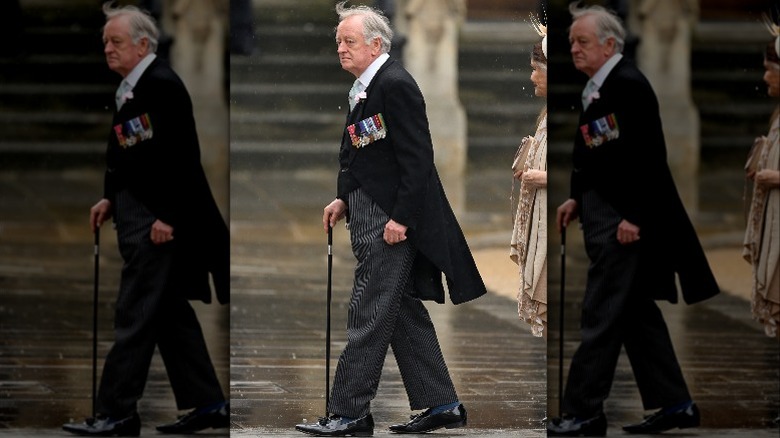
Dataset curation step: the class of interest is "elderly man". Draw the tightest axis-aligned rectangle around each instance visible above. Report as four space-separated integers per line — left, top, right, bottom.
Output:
294 2 486 436
62 3 229 436
547 3 719 436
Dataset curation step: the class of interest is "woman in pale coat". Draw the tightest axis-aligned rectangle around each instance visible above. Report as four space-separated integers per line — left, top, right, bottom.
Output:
510 29 547 338
744 32 780 340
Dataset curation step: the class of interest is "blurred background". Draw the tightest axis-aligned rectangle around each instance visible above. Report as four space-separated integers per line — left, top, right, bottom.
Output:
228 0 551 434
0 0 230 432
546 0 780 430
0 0 778 435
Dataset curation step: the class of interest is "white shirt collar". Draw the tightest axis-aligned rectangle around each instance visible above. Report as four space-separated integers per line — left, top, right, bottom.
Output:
124 53 157 88
357 53 390 89
590 53 623 89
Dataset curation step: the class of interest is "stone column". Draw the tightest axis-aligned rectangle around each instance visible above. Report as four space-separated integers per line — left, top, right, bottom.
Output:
401 0 467 213
162 0 230 220
631 0 700 216
160 0 230 396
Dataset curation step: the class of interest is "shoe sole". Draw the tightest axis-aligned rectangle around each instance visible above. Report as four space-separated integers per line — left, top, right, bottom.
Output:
62 426 140 437
294 427 374 437
389 420 466 434
62 431 139 437
157 424 229 434
295 433 373 437
547 422 606 436
623 421 699 434
547 431 605 437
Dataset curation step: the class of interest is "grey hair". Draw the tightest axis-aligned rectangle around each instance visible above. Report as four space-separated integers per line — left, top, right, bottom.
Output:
568 2 625 54
102 1 159 53
335 1 393 54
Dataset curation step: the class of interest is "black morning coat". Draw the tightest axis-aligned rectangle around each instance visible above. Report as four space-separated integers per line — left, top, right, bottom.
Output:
571 57 720 304
104 57 229 304
337 58 487 305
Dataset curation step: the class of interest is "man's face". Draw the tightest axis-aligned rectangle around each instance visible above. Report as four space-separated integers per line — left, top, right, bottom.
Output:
569 15 614 77
336 15 380 77
102 16 147 77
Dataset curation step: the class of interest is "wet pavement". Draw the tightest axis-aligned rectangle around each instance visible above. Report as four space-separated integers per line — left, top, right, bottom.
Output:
0 169 230 436
0 160 777 437
228 165 547 437
226 160 778 437
545 162 780 434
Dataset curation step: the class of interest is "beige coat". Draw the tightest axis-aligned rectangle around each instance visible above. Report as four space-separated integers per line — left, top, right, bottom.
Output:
510 113 547 337
743 108 780 338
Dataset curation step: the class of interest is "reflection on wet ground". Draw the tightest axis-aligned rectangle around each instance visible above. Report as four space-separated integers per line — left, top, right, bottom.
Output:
546 163 780 434
0 163 777 437
0 169 229 434
228 167 548 436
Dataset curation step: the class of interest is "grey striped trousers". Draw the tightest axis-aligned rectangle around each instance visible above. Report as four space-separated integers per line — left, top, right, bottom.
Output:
328 188 458 418
562 190 690 417
96 190 224 416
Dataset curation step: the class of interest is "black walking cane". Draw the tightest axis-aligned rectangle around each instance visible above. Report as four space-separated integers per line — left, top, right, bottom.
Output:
92 225 100 419
559 224 566 417
325 224 333 418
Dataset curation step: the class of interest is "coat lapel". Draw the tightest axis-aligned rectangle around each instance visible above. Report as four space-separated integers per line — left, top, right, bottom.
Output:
113 58 161 121
342 58 396 164
585 57 627 116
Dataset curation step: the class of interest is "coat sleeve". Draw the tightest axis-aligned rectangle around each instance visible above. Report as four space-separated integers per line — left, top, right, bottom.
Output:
382 75 434 229
608 73 667 227
137 74 202 229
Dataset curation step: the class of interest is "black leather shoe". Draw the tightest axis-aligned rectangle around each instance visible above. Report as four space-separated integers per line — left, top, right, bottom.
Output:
156 401 229 434
62 412 141 436
547 412 607 436
388 403 467 433
295 414 374 436
622 402 700 434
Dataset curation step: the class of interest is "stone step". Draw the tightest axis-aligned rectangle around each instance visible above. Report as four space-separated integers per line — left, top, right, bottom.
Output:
550 72 768 102
230 37 529 86
229 104 541 144
229 69 534 110
230 138 524 170
545 18 774 163
1 145 105 170
0 55 116 84
230 111 344 144
19 0 105 28
549 133 767 163
0 140 103 154
250 24 337 56
21 26 104 57
693 21 772 45
229 55 531 86
0 83 113 112
252 0 336 26
0 111 108 142
230 82 345 113
6 0 770 165
229 54 346 84
225 14 531 164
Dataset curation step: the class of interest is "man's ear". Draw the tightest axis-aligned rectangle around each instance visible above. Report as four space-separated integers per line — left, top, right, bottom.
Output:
371 36 382 56
137 37 150 57
604 37 616 56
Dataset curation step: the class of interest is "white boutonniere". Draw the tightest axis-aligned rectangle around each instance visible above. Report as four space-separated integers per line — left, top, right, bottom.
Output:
121 90 134 104
355 91 367 104
586 90 600 104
